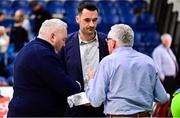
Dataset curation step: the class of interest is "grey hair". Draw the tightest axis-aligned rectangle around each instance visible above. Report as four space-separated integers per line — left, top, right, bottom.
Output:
39 19 67 35
110 24 134 47
161 33 172 41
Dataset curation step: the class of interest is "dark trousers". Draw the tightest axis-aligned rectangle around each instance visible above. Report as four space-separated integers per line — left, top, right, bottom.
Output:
162 76 176 97
64 104 105 117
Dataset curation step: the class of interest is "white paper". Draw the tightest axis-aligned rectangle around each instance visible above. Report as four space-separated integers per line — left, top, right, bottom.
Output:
67 92 90 108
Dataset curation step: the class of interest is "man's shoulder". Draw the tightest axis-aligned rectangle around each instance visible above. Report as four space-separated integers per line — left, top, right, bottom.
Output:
135 50 154 62
152 45 164 55
153 45 163 52
68 32 78 39
97 32 107 40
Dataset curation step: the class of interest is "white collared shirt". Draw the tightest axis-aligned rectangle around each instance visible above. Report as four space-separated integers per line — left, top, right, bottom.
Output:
79 32 99 90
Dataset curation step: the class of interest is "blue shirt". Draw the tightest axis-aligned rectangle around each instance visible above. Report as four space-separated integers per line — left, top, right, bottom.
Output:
152 44 177 80
86 47 168 115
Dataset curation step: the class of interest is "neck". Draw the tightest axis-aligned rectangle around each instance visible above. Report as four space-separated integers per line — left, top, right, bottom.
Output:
37 35 51 45
79 31 96 41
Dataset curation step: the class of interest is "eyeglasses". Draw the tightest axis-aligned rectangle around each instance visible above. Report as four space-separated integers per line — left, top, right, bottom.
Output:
107 38 116 44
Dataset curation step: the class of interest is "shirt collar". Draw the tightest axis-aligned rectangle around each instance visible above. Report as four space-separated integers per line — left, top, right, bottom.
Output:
78 31 98 45
113 46 133 53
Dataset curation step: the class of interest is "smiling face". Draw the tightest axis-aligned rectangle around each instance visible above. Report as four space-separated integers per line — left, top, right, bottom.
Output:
76 9 98 36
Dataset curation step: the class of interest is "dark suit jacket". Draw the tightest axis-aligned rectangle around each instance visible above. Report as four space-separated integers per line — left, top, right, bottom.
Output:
7 38 80 117
61 32 109 90
60 32 109 116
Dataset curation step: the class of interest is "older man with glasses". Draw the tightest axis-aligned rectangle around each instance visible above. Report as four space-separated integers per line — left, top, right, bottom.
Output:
86 24 169 117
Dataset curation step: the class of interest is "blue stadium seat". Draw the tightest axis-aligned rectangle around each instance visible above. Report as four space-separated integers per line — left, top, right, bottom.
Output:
0 8 14 16
144 31 160 46
2 19 14 28
46 1 65 14
64 1 78 19
132 0 148 11
102 14 120 25
116 0 131 7
98 1 114 9
134 31 145 46
120 11 137 27
12 1 30 13
135 13 156 30
0 1 12 9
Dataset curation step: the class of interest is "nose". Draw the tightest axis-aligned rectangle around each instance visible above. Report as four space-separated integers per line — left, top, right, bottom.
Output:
89 20 95 27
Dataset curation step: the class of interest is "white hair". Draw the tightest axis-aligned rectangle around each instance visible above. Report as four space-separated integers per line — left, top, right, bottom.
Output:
161 33 172 41
109 24 134 47
39 19 67 35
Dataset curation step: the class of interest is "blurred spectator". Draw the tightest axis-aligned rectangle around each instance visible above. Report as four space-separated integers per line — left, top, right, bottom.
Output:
0 26 9 77
152 33 179 97
15 9 33 41
0 76 8 86
171 88 180 117
10 10 29 53
0 26 9 53
0 11 5 26
30 1 52 36
0 11 11 34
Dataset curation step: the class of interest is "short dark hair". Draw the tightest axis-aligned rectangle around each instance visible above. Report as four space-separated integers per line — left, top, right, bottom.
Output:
78 2 99 14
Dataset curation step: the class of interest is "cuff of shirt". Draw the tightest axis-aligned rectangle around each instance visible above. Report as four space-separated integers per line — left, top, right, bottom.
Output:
76 81 81 91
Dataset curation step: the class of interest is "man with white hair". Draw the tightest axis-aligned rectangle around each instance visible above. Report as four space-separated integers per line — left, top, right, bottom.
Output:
7 19 81 117
152 33 179 97
86 24 168 117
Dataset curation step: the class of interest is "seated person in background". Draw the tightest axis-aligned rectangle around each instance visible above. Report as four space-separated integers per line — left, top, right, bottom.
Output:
0 11 11 34
86 24 169 117
0 26 9 53
171 88 180 117
10 10 29 53
0 26 9 77
15 9 33 41
0 11 5 26
30 1 52 36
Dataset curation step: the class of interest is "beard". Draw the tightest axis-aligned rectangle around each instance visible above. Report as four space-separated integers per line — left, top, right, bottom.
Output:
85 27 96 35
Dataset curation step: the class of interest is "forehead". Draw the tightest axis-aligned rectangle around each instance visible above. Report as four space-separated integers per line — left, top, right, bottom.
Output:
80 9 98 18
163 35 171 41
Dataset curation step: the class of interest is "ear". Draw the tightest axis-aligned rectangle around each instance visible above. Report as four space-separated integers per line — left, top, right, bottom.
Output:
50 33 55 44
108 40 116 54
76 15 79 24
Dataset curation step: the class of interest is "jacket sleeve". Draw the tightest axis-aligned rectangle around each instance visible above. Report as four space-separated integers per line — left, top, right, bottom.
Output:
38 51 80 97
